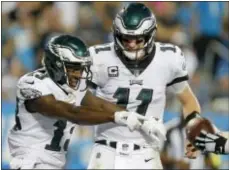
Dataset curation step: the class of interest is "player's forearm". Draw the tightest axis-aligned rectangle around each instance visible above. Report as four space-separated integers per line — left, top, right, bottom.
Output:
54 101 115 125
181 96 201 119
177 85 201 119
31 98 115 125
87 95 124 114
82 90 124 113
66 105 115 125
97 97 124 113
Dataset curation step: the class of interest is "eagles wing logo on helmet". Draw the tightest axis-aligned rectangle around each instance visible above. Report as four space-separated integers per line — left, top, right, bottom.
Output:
43 35 92 91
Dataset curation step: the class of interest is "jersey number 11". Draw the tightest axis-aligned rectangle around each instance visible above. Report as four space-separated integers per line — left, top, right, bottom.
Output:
113 88 153 116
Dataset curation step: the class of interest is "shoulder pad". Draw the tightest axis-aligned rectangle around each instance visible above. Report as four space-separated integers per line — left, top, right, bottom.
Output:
17 69 50 100
19 70 46 85
157 42 184 57
89 43 113 55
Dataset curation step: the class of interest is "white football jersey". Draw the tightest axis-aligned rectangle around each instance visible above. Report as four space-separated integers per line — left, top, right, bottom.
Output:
8 68 87 155
89 42 188 143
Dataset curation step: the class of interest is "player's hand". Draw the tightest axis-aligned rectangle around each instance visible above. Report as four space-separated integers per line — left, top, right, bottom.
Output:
185 140 198 159
194 130 227 154
114 111 147 131
141 118 166 144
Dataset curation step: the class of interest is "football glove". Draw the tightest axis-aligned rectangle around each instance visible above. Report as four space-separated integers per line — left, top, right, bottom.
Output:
194 130 227 154
141 118 166 144
114 111 147 131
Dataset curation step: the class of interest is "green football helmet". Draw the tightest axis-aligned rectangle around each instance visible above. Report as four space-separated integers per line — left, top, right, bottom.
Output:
43 34 92 90
113 3 157 61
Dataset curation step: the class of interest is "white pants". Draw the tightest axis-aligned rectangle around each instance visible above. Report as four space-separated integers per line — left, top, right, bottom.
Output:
87 141 163 169
9 147 66 169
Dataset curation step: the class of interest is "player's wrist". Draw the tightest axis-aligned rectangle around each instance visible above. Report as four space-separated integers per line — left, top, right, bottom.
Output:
114 111 127 125
184 111 201 126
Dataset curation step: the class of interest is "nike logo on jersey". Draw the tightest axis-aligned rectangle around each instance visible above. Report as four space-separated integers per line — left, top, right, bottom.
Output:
144 157 154 162
129 80 143 85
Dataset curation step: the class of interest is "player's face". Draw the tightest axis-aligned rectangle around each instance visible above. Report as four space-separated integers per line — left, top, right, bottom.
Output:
122 36 145 52
66 68 82 88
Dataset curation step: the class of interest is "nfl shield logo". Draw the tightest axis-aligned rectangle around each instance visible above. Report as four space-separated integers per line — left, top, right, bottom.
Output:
122 144 129 151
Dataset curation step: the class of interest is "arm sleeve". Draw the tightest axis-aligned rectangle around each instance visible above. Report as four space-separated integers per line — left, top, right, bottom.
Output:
90 64 101 86
167 46 189 94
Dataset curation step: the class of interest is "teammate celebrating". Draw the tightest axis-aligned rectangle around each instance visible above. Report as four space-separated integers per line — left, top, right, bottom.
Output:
8 34 146 169
87 3 202 169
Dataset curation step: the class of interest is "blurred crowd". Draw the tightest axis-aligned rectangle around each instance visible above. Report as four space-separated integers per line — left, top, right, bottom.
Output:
2 1 229 169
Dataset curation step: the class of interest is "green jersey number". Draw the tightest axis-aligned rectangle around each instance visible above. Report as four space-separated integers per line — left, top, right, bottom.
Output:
113 88 153 116
45 120 74 152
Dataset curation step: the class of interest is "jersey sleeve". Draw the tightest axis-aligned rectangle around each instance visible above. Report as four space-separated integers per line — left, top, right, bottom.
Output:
167 46 189 93
88 46 109 88
17 75 52 101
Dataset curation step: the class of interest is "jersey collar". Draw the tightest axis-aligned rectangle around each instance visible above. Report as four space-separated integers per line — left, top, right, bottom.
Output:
115 44 156 77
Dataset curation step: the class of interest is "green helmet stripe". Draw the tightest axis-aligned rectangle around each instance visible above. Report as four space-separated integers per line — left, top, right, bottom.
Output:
117 14 155 31
115 16 156 35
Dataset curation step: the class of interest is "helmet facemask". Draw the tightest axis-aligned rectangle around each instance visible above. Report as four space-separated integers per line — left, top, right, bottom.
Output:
114 30 156 61
64 60 92 91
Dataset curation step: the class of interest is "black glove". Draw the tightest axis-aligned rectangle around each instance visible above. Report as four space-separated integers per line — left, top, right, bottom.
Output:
194 130 227 154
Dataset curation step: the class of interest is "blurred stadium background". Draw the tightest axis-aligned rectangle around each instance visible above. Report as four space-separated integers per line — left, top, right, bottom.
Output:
1 1 229 169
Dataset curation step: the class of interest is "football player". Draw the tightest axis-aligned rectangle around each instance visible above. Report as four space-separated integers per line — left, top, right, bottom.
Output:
7 35 147 169
87 3 203 169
